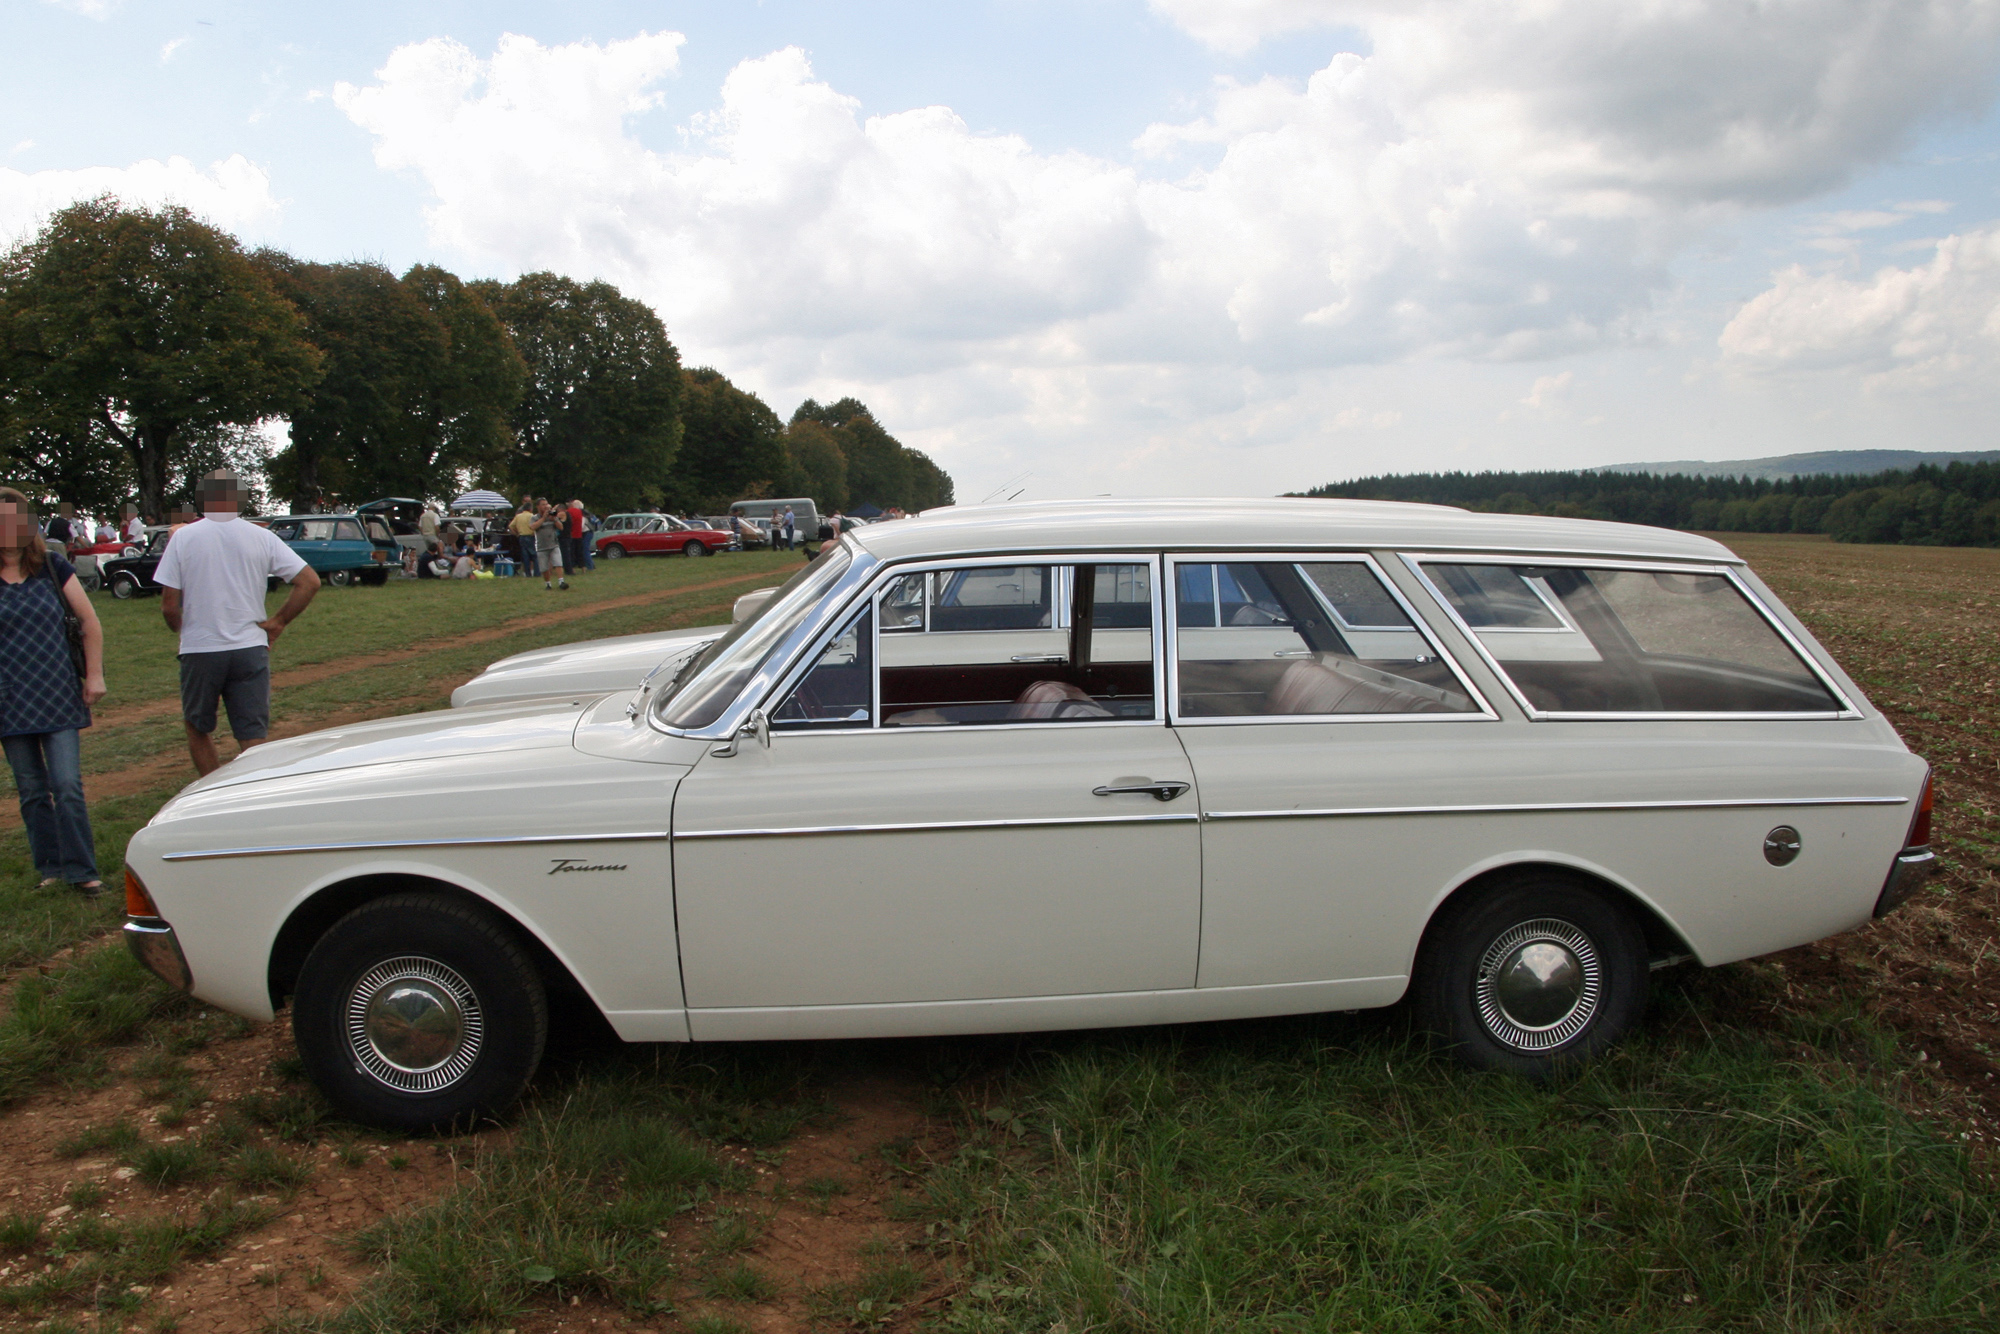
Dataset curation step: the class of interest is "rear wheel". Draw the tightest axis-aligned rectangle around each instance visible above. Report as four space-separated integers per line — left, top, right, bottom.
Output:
361 567 390 586
683 540 705 558
327 568 356 588
600 543 625 560
110 572 141 600
292 893 548 1131
1412 874 1647 1078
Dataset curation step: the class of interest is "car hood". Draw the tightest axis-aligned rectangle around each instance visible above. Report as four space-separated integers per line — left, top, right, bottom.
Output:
178 696 593 796
450 625 724 708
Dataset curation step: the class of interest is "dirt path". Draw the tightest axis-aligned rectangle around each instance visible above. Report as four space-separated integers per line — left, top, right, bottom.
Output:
87 569 774 734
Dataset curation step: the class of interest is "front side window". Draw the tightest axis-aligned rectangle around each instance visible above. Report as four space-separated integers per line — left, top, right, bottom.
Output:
773 605 874 729
1173 560 1478 718
1419 563 1842 715
874 561 1157 726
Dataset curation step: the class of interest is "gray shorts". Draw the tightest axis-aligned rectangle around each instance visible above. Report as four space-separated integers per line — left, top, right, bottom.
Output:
180 647 271 741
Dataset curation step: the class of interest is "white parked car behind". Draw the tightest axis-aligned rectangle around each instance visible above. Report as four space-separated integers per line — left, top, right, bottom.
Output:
122 500 1934 1129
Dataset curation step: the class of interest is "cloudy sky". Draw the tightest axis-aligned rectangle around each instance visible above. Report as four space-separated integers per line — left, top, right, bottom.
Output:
6 0 2000 503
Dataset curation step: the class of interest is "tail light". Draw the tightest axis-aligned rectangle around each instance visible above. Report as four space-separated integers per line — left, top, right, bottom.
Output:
125 868 161 918
1906 771 1934 850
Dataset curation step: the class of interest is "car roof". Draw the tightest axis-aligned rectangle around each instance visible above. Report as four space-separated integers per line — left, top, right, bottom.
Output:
844 498 1740 565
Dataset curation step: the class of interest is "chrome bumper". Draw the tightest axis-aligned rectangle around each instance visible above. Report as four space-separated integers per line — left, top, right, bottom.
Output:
1873 847 1936 919
124 917 193 992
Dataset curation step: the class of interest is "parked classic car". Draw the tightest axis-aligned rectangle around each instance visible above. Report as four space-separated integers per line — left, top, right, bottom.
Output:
262 514 401 586
594 515 733 559
122 500 1934 1130
99 526 173 599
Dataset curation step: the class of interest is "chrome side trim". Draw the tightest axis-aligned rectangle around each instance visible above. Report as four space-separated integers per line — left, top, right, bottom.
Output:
1202 796 1908 822
676 812 1201 841
160 831 673 862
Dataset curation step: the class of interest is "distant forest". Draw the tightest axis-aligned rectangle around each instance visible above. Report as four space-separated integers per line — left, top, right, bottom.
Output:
1298 459 2000 547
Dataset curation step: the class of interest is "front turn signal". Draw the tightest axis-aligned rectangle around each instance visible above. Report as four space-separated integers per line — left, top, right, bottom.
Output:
125 868 161 918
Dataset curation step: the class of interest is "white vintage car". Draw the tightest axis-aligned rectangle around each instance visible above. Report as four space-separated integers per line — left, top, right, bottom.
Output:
122 500 1934 1130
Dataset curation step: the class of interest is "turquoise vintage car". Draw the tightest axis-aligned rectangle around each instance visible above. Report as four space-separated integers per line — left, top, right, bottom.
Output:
262 514 401 586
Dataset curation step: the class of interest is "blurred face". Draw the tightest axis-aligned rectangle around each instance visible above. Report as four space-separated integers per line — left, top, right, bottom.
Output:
0 502 35 552
202 481 248 514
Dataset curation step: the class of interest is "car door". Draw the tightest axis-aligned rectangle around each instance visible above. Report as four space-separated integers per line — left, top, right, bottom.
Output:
671 555 1202 1036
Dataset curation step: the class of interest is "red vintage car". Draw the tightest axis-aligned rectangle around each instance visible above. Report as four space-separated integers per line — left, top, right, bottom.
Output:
593 516 733 559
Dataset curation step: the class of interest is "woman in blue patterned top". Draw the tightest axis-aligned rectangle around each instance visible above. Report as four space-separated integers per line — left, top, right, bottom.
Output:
0 489 108 896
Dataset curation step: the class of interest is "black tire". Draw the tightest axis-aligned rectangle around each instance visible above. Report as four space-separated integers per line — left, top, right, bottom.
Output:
600 543 625 560
682 540 705 558
1412 874 1647 1078
292 892 548 1132
361 567 389 586
110 572 141 600
327 568 356 588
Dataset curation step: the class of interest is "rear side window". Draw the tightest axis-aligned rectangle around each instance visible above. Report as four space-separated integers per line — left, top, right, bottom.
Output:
1173 560 1479 718
1419 563 1843 715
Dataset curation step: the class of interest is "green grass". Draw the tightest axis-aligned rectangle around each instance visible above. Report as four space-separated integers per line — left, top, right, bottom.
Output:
920 989 2000 1333
0 942 199 1106
0 1197 273 1317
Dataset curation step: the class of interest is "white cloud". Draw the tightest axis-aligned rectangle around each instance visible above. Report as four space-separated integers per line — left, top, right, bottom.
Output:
159 36 187 64
38 0 114 17
330 7 2000 492
1520 372 1574 411
0 155 281 247
1719 227 2000 390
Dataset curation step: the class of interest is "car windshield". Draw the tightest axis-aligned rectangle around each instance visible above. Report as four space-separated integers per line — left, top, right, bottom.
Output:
655 548 853 730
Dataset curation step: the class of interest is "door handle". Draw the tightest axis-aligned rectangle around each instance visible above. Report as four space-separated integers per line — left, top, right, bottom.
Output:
1010 653 1067 664
1273 648 1313 658
1093 781 1190 802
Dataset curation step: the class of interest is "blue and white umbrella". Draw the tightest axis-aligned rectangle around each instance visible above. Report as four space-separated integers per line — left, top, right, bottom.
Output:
452 489 511 510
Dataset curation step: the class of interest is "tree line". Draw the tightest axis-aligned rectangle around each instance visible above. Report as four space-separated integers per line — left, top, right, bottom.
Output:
0 197 953 521
1300 459 2000 546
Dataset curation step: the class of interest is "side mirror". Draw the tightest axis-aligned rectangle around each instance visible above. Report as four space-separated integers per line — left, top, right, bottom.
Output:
709 708 772 758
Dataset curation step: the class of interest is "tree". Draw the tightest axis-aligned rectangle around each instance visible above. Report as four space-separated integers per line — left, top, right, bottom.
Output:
261 259 523 509
0 197 320 520
261 257 443 509
786 397 953 512
482 273 682 513
668 368 785 513
779 419 848 512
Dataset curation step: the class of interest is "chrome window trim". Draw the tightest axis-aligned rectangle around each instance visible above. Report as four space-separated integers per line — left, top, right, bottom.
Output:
162 831 673 862
1398 553 1862 722
757 552 1169 734
1201 795 1905 822
675 812 1199 841
1163 552 1498 726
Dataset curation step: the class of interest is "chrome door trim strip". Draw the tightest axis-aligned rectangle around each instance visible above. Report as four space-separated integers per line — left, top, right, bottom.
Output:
160 831 674 862
1201 796 1907 822
675 812 1201 841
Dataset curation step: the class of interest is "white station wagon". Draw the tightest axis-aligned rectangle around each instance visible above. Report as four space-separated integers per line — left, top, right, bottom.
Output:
122 500 1935 1129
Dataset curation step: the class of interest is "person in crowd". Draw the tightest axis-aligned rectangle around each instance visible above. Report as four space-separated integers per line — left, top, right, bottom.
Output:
123 507 146 545
417 503 440 550
565 499 588 574
579 504 598 570
95 519 117 545
782 506 796 551
534 498 568 590
509 502 537 577
0 488 107 896
156 470 322 777
43 504 73 559
451 544 478 579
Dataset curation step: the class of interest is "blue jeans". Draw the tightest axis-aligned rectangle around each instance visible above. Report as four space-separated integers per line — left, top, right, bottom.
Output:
3 730 97 883
583 532 595 570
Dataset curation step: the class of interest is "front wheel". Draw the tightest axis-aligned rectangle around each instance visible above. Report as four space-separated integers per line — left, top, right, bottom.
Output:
292 893 548 1131
682 540 705 558
1411 875 1647 1078
110 572 141 600
600 543 625 560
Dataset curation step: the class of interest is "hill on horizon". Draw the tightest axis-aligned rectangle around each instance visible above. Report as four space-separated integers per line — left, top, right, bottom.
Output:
1591 449 2000 480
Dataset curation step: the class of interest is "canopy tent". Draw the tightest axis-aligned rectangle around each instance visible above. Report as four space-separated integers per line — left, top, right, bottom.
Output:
452 489 511 510
850 502 884 518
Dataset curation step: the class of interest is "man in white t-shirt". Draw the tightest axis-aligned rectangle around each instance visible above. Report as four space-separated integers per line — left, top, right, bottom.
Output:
122 507 145 545
156 471 322 776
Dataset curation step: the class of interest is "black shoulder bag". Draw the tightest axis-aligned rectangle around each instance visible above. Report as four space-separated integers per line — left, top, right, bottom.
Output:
41 561 87 680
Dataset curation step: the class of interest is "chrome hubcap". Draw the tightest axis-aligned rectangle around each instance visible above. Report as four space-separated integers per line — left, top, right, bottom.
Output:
1474 918 1601 1052
345 957 483 1093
